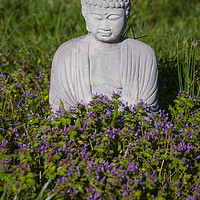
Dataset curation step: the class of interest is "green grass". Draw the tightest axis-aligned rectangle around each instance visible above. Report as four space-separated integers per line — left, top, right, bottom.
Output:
1 0 199 109
0 0 84 54
1 0 199 58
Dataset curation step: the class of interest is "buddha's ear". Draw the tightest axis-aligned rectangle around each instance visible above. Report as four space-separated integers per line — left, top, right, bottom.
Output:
125 3 131 20
125 10 130 21
81 0 90 32
81 0 86 18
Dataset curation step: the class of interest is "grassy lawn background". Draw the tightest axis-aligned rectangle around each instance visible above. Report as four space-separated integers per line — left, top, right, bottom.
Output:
1 0 199 109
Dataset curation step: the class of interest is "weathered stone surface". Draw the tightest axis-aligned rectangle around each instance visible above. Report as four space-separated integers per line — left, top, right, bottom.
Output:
49 0 158 118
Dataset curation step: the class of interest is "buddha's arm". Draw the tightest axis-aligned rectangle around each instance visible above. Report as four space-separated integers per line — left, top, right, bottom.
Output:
139 47 158 119
49 41 76 113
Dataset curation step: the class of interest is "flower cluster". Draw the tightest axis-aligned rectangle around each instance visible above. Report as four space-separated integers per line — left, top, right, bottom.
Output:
0 54 200 199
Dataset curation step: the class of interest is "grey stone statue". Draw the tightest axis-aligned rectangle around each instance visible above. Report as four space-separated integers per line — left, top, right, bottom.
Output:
49 0 158 118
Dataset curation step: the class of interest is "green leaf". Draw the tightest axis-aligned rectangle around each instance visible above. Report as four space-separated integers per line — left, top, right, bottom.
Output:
60 100 65 111
77 184 83 193
110 101 118 127
75 117 82 129
172 172 180 186
26 178 35 187
69 131 77 141
78 140 84 145
21 183 27 190
26 172 34 178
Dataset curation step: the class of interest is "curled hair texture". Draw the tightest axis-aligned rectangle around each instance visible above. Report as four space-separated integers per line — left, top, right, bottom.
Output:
82 0 131 9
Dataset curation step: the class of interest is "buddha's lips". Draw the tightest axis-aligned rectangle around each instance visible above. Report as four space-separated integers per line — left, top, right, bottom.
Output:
98 31 112 37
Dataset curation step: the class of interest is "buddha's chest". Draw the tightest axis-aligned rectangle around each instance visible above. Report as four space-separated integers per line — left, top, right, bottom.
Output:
89 47 122 91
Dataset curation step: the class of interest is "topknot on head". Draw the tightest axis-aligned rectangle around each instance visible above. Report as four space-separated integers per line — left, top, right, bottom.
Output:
82 0 131 9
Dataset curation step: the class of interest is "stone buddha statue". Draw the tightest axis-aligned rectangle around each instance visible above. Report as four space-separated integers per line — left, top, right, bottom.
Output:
49 0 158 118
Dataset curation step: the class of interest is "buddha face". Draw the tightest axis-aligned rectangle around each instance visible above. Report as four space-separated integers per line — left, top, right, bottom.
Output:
85 6 127 43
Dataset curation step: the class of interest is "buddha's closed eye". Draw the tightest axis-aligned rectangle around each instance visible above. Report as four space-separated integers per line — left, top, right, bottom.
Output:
91 13 103 20
108 14 121 20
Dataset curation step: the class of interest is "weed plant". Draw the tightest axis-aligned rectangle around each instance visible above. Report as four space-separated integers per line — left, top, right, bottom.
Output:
0 0 200 199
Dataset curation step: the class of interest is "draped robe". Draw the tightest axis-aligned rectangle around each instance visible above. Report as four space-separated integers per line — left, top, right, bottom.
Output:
49 34 158 118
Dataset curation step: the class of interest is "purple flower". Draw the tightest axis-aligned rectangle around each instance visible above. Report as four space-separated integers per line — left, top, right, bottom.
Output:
123 190 127 197
196 155 200 160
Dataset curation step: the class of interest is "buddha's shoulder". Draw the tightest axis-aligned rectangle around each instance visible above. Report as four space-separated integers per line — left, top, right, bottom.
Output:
54 35 89 56
124 38 156 56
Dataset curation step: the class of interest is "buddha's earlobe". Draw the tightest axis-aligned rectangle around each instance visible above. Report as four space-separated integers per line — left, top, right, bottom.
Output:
82 15 90 33
126 12 129 20
86 22 90 33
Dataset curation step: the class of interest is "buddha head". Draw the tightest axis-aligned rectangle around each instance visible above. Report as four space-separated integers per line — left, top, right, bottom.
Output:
81 0 131 43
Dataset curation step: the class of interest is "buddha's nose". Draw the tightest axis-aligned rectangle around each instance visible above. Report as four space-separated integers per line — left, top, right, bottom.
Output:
99 20 111 31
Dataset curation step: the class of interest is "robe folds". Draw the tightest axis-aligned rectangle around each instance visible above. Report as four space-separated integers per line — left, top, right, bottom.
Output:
49 34 158 118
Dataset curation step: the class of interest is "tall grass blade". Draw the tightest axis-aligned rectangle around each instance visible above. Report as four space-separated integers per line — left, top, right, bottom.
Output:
13 186 21 200
45 192 59 200
36 179 51 200
177 39 199 97
0 187 7 200
177 39 183 92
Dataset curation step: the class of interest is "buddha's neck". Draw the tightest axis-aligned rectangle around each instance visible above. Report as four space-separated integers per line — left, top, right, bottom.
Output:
89 34 123 52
